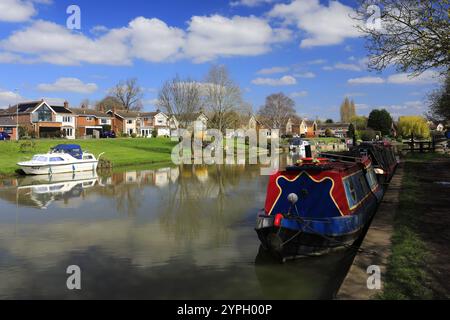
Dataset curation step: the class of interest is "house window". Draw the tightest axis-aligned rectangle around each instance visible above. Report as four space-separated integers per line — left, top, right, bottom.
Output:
157 119 163 124
86 117 94 121
127 120 133 124
62 128 73 137
36 105 52 122
100 119 108 124
63 116 72 123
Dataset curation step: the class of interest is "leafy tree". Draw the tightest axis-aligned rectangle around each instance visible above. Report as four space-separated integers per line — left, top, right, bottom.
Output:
325 119 334 124
398 116 431 139
368 109 393 136
348 123 356 138
325 128 333 137
350 115 368 130
427 73 450 122
340 97 356 123
258 93 296 130
354 0 450 76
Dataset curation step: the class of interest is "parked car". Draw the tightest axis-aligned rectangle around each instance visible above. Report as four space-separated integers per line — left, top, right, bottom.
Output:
100 131 116 139
0 132 11 141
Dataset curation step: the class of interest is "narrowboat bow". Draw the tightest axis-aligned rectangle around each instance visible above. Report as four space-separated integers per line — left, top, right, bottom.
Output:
255 156 384 260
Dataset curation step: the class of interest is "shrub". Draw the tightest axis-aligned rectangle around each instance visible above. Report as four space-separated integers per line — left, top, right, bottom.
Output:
152 129 158 138
19 140 35 153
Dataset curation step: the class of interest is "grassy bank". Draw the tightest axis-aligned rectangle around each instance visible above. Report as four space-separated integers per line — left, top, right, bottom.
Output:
0 138 177 177
378 153 449 299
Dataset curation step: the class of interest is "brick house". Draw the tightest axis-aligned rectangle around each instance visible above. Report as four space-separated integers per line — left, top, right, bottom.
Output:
317 123 350 138
71 107 113 138
0 100 75 139
0 116 17 140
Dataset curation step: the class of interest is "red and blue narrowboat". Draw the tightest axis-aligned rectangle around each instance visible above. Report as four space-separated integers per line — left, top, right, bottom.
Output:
255 156 384 260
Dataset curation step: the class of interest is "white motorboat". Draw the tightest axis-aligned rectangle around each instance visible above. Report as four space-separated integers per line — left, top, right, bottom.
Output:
17 144 104 175
289 138 310 158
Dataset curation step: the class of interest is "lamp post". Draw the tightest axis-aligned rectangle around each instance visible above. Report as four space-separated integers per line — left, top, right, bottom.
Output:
15 88 19 141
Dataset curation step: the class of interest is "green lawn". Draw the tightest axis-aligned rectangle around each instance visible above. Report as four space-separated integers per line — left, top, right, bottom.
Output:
0 138 177 176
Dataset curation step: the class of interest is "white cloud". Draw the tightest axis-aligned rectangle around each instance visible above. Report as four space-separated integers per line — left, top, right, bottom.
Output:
269 0 361 48
295 72 315 78
0 0 35 22
252 75 297 86
307 59 326 65
184 15 291 62
129 17 185 62
0 89 22 107
348 76 385 85
324 57 368 72
257 66 289 75
0 14 291 65
230 0 274 7
387 70 441 85
290 90 308 98
37 78 98 94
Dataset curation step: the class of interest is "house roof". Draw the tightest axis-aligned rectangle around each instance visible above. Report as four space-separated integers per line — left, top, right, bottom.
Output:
318 123 350 129
0 116 16 127
7 101 43 114
305 120 317 127
112 110 142 119
50 106 73 114
71 108 109 117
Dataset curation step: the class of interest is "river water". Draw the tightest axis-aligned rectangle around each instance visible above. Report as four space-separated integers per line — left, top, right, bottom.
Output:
0 159 358 299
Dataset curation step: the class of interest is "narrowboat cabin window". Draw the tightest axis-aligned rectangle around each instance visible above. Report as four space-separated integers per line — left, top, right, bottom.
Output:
344 176 358 208
366 169 378 190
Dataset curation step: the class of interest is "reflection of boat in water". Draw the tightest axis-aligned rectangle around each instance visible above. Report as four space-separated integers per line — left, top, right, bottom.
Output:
17 144 103 175
254 245 356 299
255 155 384 260
17 172 98 209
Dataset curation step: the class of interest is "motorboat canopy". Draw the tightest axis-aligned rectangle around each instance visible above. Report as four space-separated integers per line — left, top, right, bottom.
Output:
51 144 83 159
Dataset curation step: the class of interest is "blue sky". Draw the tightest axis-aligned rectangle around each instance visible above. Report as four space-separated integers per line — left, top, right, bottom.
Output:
0 0 442 121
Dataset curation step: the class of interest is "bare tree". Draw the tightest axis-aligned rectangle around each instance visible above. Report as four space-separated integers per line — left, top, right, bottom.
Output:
203 65 243 133
353 0 450 76
109 78 144 111
95 96 123 112
258 93 296 130
157 75 202 128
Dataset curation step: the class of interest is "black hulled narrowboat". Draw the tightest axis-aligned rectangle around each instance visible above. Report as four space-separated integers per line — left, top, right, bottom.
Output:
320 141 398 184
255 156 384 260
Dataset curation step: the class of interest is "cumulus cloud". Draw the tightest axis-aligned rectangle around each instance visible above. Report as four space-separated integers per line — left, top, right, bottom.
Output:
230 0 274 7
268 0 361 48
0 14 291 65
257 66 289 75
184 15 291 62
252 75 297 86
348 70 441 86
387 70 441 85
0 89 22 107
348 76 385 85
37 78 98 94
290 90 308 98
0 0 36 22
295 72 315 78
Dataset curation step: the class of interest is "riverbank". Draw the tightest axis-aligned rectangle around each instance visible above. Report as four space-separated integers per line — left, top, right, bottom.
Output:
378 153 450 299
0 138 177 177
337 153 450 299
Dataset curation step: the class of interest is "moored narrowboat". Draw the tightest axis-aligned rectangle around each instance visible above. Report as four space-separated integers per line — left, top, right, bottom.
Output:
255 156 384 260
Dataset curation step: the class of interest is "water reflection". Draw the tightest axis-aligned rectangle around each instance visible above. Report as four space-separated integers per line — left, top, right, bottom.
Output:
0 160 356 299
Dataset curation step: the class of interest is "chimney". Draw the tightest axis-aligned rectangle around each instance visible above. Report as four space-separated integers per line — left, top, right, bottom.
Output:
64 101 69 109
156 109 161 113
81 104 86 109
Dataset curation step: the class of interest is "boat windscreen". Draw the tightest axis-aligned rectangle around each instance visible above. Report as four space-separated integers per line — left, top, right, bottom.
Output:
52 144 83 159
